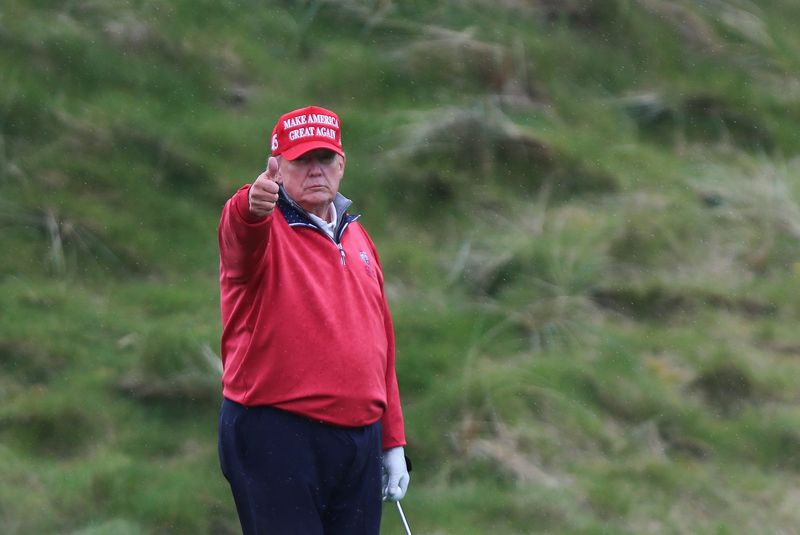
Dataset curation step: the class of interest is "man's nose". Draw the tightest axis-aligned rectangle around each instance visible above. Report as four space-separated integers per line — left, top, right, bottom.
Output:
308 160 324 174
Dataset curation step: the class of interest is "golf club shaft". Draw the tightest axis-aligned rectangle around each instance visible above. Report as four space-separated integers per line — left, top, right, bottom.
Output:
396 501 412 535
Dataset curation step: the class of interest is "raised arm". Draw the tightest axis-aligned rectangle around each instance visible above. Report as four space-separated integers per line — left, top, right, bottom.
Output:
218 157 280 282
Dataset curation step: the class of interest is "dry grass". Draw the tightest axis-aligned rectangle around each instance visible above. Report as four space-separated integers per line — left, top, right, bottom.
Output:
455 412 568 487
386 102 553 179
690 155 800 275
636 0 723 52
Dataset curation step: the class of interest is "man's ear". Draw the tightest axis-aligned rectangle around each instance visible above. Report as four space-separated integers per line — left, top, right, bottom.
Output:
339 152 346 174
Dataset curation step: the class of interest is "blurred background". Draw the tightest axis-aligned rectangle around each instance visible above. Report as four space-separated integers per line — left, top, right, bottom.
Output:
3 0 800 533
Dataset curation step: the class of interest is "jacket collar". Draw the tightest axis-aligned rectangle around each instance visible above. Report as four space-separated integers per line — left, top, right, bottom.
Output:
276 185 359 240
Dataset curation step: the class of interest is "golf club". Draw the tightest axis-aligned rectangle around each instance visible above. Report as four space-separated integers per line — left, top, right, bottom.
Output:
396 501 412 535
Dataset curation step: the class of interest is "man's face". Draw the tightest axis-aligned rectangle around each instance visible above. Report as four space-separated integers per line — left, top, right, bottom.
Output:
277 149 345 218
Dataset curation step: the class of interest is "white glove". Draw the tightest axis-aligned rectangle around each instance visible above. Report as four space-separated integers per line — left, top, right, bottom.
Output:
381 446 410 502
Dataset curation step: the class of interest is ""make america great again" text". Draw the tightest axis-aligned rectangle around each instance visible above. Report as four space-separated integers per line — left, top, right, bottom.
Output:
284 113 339 141
283 113 339 129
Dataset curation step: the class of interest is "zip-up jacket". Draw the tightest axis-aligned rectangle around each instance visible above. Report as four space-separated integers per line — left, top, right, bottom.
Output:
218 184 406 450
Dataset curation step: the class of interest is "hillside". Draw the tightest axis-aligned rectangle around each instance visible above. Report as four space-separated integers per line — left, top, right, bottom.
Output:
3 1 800 533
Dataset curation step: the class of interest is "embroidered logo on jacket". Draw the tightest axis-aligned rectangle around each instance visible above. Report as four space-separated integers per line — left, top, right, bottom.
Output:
360 250 375 278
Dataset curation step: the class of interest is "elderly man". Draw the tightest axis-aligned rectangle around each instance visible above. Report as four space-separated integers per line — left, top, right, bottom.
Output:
217 105 409 535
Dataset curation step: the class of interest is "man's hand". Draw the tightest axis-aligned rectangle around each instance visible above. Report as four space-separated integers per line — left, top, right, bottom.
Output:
248 156 280 219
381 446 410 502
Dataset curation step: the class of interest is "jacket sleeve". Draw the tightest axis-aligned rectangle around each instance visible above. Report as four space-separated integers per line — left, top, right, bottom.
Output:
380 295 407 450
218 185 272 283
366 234 407 450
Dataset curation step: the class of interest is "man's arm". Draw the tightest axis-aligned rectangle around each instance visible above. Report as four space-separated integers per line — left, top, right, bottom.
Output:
379 296 406 450
218 157 280 282
380 299 410 502
363 236 410 501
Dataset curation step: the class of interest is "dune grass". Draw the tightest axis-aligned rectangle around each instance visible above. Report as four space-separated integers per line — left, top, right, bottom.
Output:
2 0 800 533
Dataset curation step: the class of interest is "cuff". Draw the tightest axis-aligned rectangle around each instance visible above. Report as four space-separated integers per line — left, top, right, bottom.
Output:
234 185 270 224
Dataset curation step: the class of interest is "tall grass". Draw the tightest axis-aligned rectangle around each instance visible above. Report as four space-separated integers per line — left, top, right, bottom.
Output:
3 0 800 533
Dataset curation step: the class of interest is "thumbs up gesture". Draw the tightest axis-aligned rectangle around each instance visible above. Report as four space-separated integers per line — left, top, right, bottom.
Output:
248 156 280 219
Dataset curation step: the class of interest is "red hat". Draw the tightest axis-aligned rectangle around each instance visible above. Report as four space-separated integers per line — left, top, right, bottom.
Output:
270 105 344 160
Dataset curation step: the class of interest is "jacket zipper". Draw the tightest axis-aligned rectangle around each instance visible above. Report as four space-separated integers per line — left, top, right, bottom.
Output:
278 191 359 266
286 220 350 265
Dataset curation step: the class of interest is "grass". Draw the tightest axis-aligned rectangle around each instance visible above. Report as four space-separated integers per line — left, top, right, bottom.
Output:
2 0 800 533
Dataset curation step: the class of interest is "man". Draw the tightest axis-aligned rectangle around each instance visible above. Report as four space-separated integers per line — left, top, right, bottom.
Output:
217 105 409 535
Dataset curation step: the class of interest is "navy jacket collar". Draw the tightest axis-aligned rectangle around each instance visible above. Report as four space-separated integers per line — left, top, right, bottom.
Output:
276 185 359 242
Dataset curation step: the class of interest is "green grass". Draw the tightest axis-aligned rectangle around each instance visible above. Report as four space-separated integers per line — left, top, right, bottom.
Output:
3 0 800 533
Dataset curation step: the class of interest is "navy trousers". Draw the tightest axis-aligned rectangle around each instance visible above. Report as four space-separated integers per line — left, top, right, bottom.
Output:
218 398 383 535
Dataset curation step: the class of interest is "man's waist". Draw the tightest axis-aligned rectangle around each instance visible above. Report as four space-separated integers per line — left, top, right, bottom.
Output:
222 389 386 429
222 397 382 431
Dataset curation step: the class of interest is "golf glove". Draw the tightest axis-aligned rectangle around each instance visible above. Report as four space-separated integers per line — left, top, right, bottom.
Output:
381 446 410 502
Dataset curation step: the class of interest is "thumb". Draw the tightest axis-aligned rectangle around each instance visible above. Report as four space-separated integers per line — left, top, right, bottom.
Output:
267 156 279 181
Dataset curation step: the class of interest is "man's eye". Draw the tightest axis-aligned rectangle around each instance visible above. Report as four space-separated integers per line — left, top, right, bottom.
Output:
319 153 335 164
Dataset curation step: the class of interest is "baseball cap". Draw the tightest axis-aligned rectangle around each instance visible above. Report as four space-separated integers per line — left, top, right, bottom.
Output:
270 105 344 161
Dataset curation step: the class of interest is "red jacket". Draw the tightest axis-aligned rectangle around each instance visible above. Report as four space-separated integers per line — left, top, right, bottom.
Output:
218 185 406 449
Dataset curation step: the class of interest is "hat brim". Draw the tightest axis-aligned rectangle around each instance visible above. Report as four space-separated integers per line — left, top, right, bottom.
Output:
281 140 344 161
